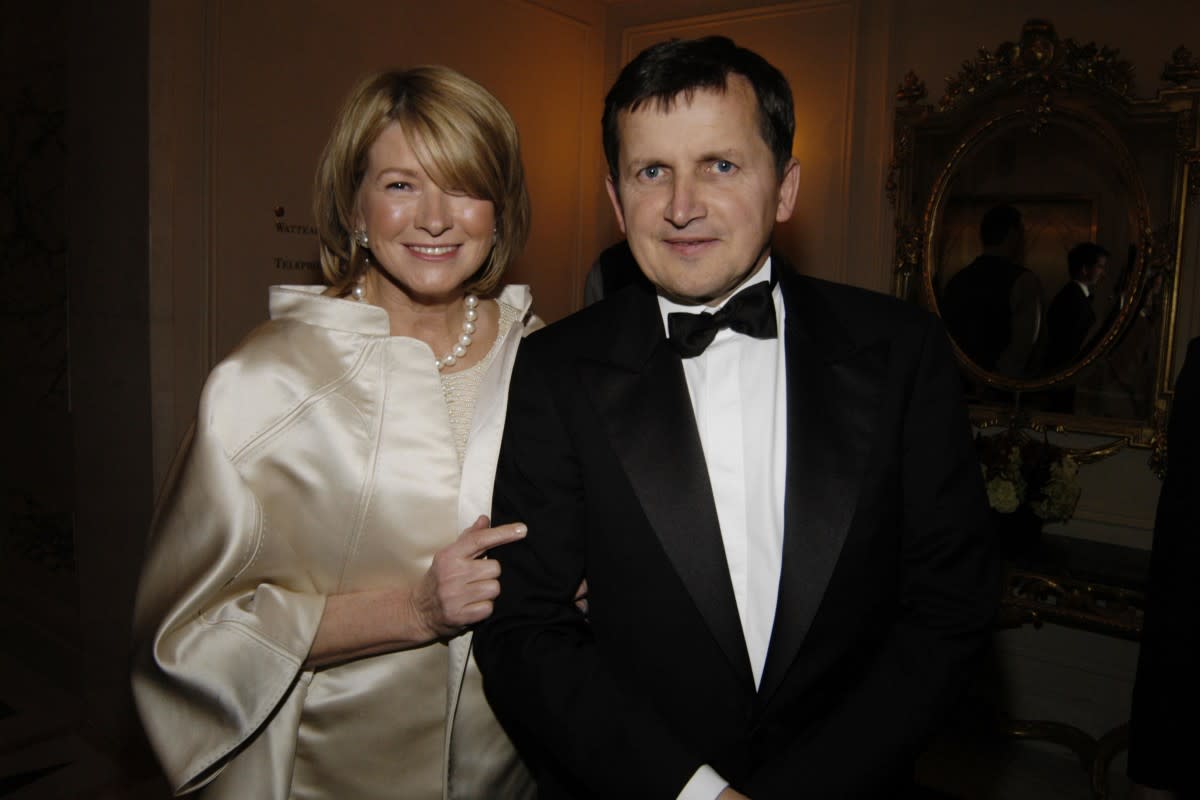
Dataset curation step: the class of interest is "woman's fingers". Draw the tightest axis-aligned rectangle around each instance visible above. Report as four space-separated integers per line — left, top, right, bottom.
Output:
420 522 525 634
436 580 501 629
471 557 501 581
440 574 501 608
458 600 496 626
454 521 526 559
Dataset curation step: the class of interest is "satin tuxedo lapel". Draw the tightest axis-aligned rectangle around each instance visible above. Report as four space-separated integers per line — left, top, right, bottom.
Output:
577 286 755 688
757 268 887 706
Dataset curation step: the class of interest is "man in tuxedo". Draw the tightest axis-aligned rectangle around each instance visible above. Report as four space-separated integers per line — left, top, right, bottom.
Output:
1044 242 1108 371
473 36 996 798
1043 242 1107 411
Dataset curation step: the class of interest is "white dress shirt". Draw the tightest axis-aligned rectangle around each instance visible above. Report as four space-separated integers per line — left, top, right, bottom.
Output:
658 258 788 800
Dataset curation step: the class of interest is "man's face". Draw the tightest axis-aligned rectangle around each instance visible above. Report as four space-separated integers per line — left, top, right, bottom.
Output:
1083 255 1107 288
605 76 799 306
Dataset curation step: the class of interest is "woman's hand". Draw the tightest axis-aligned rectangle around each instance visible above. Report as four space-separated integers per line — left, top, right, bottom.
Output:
410 515 527 640
306 516 526 668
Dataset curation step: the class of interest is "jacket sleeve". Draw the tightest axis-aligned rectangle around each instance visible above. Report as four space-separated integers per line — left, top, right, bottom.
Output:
131 387 326 794
472 343 704 798
744 314 998 797
1128 337 1200 791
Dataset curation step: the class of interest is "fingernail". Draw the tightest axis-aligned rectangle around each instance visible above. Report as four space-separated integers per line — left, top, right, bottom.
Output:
515 525 527 536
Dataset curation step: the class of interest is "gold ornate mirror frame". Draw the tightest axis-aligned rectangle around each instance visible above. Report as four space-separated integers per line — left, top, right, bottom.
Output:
889 19 1200 464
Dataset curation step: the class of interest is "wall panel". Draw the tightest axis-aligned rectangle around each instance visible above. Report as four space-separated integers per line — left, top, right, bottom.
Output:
151 0 605 485
208 0 602 362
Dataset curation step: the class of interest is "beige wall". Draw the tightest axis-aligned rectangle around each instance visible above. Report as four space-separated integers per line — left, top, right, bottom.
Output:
151 0 608 486
206 0 605 354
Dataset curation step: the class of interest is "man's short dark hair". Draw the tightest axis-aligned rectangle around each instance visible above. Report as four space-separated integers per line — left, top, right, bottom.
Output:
1068 242 1109 278
602 36 795 181
979 205 1022 248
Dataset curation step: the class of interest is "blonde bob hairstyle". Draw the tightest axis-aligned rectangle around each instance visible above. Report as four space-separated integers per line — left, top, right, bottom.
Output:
314 66 531 297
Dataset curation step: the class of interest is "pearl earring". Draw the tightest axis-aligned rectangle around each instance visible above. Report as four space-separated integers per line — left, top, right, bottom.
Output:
354 229 369 248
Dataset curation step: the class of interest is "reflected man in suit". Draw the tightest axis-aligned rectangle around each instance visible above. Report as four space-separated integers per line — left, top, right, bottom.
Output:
1043 243 1107 412
1044 242 1107 371
941 205 1043 378
474 36 997 798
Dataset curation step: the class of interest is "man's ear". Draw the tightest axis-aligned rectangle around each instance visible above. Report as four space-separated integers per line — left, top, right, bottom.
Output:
605 175 627 235
775 158 800 223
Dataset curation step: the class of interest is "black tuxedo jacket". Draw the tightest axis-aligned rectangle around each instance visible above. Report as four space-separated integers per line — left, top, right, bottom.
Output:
474 264 997 798
1045 281 1096 370
1128 336 1200 793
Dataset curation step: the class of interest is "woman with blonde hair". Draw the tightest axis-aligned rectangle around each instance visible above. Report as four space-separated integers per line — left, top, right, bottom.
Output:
132 66 537 799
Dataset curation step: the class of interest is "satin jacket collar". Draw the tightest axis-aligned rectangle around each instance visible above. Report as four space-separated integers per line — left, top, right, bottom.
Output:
268 284 535 336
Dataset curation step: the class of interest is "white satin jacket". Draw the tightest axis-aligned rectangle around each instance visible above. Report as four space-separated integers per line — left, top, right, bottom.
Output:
132 284 537 799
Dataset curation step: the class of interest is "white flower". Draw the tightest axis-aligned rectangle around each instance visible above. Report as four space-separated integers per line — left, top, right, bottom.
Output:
1030 456 1082 522
986 477 1021 513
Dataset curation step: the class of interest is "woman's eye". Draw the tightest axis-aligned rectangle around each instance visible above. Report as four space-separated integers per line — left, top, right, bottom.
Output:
386 181 412 191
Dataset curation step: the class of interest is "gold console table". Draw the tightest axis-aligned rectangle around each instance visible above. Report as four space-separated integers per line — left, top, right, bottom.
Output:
997 535 1148 800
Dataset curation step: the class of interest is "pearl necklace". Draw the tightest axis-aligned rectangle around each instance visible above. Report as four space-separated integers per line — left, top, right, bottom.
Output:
351 279 478 370
436 294 479 370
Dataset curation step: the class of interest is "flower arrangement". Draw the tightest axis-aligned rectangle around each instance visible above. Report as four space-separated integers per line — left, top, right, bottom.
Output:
975 429 1082 523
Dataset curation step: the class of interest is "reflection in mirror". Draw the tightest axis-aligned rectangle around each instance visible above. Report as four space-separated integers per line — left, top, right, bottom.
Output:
889 19 1198 452
931 119 1143 414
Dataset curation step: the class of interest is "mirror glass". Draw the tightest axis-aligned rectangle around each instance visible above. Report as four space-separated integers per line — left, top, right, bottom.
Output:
930 116 1150 415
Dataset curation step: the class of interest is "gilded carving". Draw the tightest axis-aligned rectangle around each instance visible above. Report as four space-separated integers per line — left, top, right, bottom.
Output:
892 221 922 283
1162 45 1200 88
936 20 1135 114
1148 400 1169 478
895 70 926 106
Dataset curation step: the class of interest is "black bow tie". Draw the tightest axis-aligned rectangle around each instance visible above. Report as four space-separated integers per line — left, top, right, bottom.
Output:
667 280 778 358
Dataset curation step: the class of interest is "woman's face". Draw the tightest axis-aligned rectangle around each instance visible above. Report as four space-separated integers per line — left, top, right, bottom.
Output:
355 122 495 304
